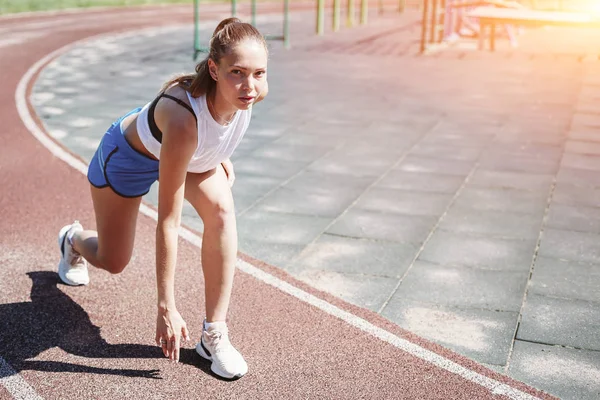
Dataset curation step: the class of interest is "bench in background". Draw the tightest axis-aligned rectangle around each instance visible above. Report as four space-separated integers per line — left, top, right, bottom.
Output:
467 6 600 50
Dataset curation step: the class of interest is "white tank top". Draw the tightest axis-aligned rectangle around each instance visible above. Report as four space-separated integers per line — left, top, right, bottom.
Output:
136 91 252 173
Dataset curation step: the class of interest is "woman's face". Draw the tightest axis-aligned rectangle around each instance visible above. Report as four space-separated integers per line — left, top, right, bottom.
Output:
211 39 268 111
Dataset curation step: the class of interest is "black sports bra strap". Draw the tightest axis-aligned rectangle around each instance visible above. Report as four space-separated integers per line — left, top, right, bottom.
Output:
148 93 197 143
161 94 197 122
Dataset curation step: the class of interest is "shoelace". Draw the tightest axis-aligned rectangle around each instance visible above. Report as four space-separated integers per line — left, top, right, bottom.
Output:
205 329 232 354
65 228 86 267
68 250 85 267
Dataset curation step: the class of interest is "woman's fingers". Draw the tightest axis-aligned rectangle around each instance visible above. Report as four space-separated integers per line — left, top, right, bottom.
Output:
173 336 181 363
161 335 182 362
156 312 188 362
167 337 174 360
161 337 169 358
182 324 190 342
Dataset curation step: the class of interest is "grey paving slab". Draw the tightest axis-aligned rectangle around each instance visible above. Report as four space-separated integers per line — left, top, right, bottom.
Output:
565 140 600 155
288 234 417 278
294 269 399 312
467 169 555 192
557 167 600 188
230 137 275 161
530 256 600 303
453 187 549 215
285 168 373 190
568 126 600 142
437 206 543 240
336 136 418 155
572 113 600 129
354 188 453 217
504 121 570 141
508 340 600 400
335 141 414 158
353 136 421 155
249 142 334 163
243 122 288 140
369 118 439 137
381 298 518 365
432 117 504 133
375 170 465 194
390 260 529 312
292 117 373 137
306 149 400 178
494 131 565 146
232 155 310 180
538 228 600 264
575 100 600 115
254 185 360 218
518 293 600 351
408 143 483 162
326 209 436 245
231 173 283 214
580 85 600 99
394 155 474 176
419 230 537 271
510 103 573 121
476 153 560 175
545 203 600 234
506 114 569 135
561 152 600 171
418 132 495 148
552 182 600 208
236 209 331 246
237 240 306 269
271 130 345 147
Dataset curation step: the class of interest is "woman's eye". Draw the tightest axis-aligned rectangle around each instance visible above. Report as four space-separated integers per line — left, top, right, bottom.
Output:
231 69 241 75
255 71 266 77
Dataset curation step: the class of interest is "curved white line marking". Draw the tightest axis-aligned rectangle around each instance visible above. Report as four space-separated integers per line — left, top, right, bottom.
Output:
14 27 543 400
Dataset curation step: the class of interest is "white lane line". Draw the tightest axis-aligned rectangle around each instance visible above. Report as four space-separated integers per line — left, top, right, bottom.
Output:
0 31 48 49
0 357 43 400
14 27 543 400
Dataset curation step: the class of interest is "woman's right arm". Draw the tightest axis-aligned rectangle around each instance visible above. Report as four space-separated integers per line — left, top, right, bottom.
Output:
154 100 198 362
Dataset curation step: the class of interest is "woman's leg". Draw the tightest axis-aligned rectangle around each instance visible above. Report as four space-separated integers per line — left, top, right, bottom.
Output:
184 166 237 322
185 166 248 380
72 185 142 274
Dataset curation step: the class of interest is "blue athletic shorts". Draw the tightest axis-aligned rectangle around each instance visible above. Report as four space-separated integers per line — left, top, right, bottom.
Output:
87 108 159 198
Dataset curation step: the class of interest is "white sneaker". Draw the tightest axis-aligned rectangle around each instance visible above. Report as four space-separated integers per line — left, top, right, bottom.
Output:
195 321 248 380
57 221 89 286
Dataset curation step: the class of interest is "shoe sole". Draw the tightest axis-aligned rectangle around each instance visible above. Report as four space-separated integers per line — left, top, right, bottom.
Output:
195 342 246 381
57 224 89 286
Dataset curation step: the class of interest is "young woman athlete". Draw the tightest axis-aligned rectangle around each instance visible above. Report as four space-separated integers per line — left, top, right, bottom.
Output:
56 17 268 380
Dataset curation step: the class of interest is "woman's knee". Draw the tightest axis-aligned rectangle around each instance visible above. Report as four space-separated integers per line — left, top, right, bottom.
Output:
202 197 236 230
98 253 131 274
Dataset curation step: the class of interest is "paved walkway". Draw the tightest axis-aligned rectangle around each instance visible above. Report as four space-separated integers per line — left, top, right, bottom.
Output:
28 6 600 400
